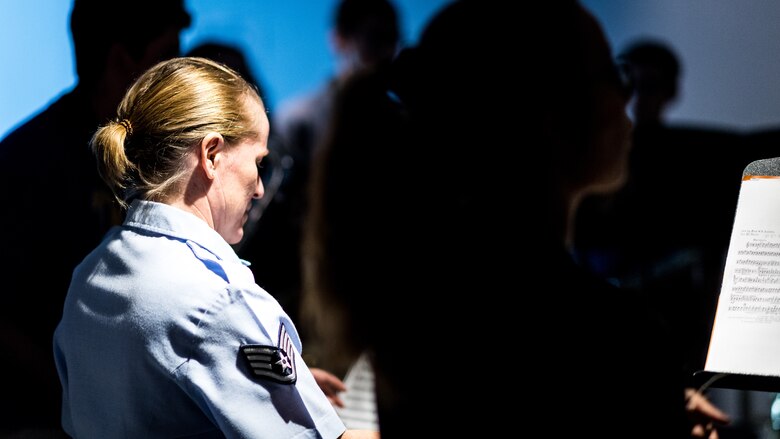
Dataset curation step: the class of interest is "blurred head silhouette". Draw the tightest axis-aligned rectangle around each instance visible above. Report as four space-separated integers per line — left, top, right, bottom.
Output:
618 39 681 126
185 41 271 110
303 1 635 434
70 0 191 120
330 0 400 76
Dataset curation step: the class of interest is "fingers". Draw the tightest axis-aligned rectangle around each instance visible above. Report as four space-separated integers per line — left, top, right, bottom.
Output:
685 389 731 425
310 367 348 408
692 423 720 439
690 422 716 439
311 368 347 391
320 375 348 395
328 393 346 408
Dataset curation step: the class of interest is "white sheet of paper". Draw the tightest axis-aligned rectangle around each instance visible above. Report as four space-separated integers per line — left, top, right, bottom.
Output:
334 352 379 431
706 177 780 376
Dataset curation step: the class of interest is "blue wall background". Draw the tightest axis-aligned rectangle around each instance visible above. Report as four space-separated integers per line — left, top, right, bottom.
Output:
0 0 451 141
583 0 780 131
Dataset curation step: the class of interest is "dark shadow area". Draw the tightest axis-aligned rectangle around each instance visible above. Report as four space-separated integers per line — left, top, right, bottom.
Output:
0 0 190 433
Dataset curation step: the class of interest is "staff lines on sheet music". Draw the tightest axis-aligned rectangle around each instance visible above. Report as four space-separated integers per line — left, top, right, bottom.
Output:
735 259 780 266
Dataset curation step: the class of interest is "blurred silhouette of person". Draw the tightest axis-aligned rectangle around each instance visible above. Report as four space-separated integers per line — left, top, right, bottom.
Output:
574 38 747 385
240 0 400 375
621 39 681 128
275 0 400 166
0 0 190 433
302 1 729 437
186 41 266 105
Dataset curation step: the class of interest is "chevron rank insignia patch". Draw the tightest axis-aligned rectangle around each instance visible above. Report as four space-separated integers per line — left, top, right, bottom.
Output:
239 324 297 384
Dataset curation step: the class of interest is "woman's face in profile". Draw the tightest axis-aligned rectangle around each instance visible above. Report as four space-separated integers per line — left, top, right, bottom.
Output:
212 97 269 244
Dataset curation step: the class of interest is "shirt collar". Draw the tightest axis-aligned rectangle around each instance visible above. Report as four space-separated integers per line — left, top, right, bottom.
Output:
123 199 241 265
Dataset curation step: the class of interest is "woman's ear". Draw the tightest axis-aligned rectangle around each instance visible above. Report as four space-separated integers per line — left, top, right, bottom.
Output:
199 132 224 179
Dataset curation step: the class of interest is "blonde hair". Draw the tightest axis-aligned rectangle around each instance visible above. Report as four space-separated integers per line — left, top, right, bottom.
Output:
91 56 262 207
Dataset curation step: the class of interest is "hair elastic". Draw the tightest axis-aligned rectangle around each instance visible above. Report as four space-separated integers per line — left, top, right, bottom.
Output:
118 119 133 136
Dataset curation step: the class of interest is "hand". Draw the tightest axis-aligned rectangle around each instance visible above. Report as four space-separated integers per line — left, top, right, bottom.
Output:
685 388 731 438
310 367 347 408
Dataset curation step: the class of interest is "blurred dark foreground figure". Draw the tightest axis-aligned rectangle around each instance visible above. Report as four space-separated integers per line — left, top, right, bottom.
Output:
574 39 752 384
302 1 730 437
0 0 190 433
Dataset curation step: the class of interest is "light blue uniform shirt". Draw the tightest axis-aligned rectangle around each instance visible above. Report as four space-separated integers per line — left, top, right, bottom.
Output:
54 200 346 438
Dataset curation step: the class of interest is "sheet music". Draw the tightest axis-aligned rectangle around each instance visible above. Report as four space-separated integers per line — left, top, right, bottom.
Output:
335 352 379 431
706 177 780 376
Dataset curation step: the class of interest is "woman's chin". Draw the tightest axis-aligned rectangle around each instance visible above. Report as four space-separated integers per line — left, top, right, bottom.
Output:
221 228 244 246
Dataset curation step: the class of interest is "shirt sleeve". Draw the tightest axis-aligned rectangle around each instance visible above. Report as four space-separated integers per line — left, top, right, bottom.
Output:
164 284 346 439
